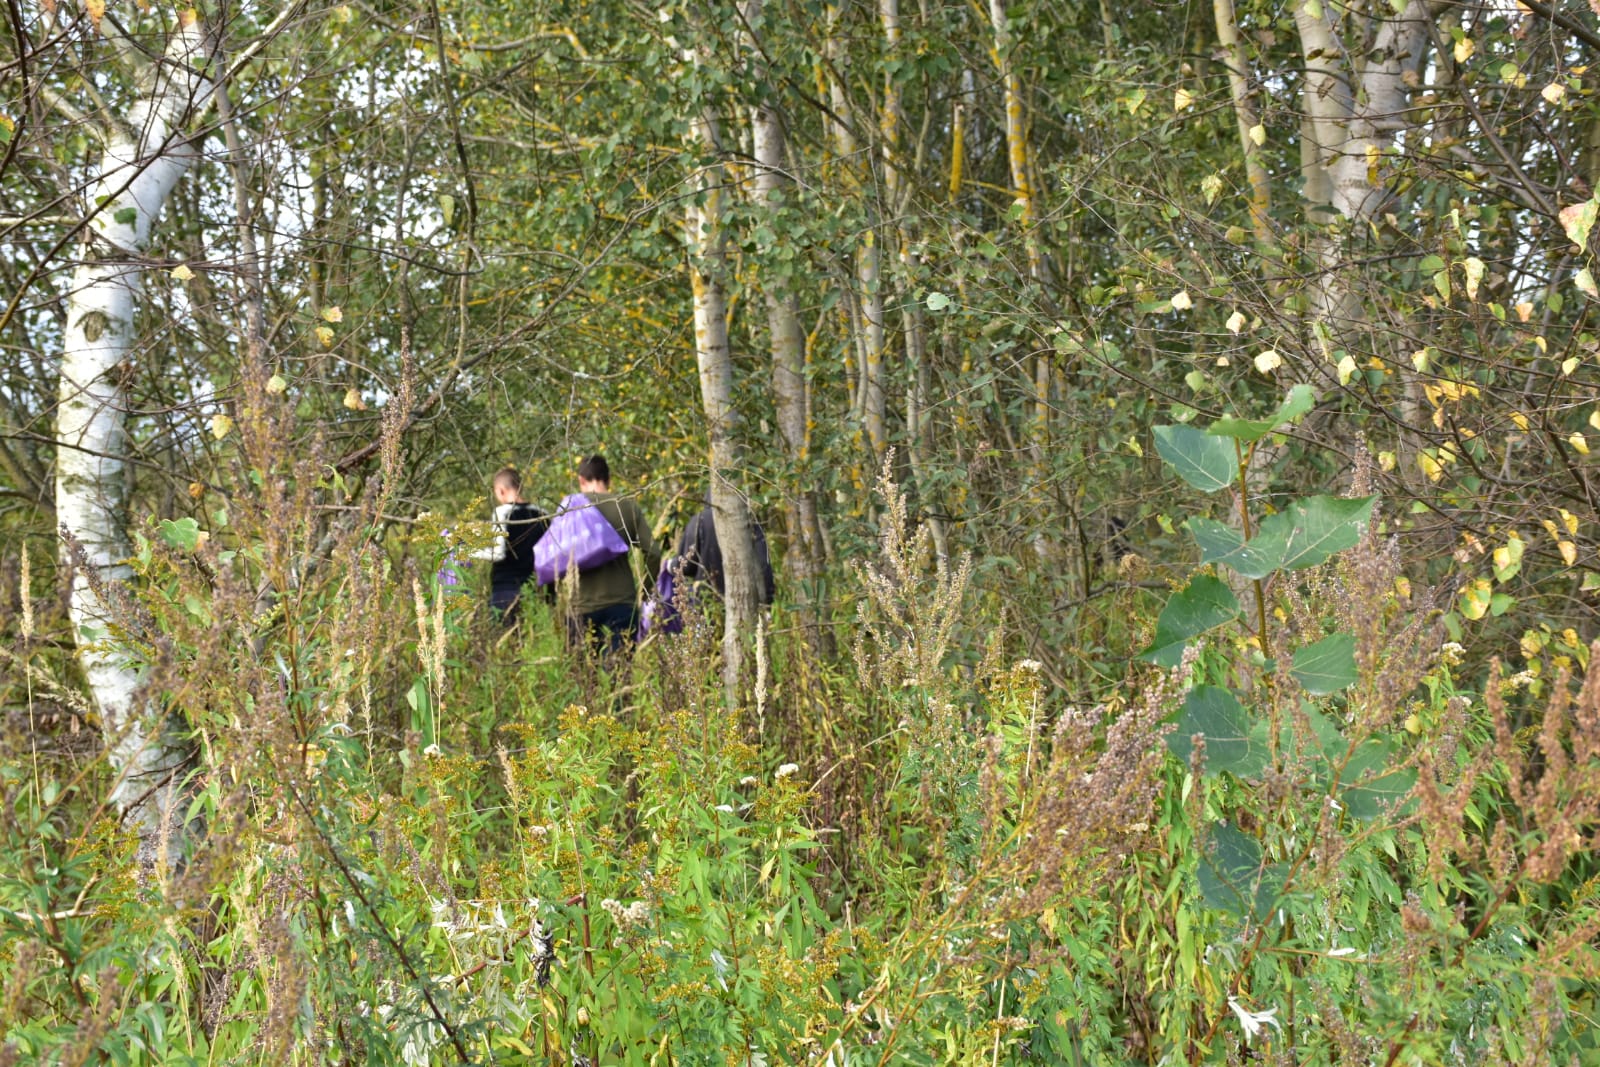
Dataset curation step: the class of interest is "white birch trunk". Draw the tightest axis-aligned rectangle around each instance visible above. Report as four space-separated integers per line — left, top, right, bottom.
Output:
684 85 759 702
741 0 827 602
57 11 214 857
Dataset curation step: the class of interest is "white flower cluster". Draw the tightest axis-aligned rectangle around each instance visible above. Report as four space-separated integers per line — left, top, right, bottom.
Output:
600 898 652 929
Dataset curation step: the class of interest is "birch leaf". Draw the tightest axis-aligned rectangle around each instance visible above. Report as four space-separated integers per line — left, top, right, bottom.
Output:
1201 173 1223 205
210 413 234 440
1253 349 1282 374
344 388 367 411
321 306 344 322
1453 37 1473 64
316 325 336 348
171 263 194 281
266 374 287 394
1577 268 1598 300
1336 354 1358 385
1248 123 1267 146
1226 310 1246 334
1560 198 1598 250
1559 541 1578 566
1171 290 1193 311
1463 257 1485 300
1543 83 1566 104
1174 88 1194 112
1570 432 1590 455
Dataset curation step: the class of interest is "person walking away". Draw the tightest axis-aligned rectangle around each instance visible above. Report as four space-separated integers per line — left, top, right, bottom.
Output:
678 492 776 604
560 455 660 653
473 466 549 626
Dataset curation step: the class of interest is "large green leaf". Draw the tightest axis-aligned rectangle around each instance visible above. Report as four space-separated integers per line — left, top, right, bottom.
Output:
1167 685 1268 777
1196 496 1376 579
1339 740 1417 821
1208 384 1316 443
1197 822 1284 921
1291 632 1359 694
1153 424 1237 494
1139 574 1240 667
1185 517 1285 578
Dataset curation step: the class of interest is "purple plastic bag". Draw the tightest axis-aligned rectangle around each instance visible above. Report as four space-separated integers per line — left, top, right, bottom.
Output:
534 493 629 585
640 558 685 637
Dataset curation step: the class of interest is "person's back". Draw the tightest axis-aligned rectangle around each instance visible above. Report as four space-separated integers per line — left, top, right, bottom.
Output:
475 466 549 625
561 455 660 651
679 497 775 604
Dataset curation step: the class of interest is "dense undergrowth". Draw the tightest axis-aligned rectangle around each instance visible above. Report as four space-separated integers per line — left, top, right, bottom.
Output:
3 452 1600 1066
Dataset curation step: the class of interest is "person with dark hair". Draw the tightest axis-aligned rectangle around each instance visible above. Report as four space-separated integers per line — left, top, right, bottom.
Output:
472 466 549 626
563 454 660 652
678 493 776 604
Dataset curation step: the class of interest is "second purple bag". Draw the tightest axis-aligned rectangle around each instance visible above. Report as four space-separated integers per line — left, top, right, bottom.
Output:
534 493 630 585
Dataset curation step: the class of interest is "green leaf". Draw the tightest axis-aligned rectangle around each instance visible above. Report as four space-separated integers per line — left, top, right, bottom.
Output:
1153 424 1237 494
1167 686 1268 777
925 291 950 311
1208 384 1316 443
113 206 138 226
1339 740 1417 821
1139 574 1240 667
1291 632 1358 694
156 517 200 551
1198 822 1284 920
1209 496 1377 579
1185 517 1282 578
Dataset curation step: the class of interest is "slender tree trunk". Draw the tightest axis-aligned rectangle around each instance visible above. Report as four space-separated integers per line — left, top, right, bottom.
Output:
684 90 759 703
57 11 214 861
1213 0 1273 247
740 0 828 631
824 9 887 461
987 0 1051 460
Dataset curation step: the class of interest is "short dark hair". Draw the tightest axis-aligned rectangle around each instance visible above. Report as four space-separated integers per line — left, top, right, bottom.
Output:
577 454 610 484
492 466 521 492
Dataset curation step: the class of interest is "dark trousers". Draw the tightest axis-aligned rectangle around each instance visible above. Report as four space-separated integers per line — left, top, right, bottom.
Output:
568 601 639 656
490 583 524 627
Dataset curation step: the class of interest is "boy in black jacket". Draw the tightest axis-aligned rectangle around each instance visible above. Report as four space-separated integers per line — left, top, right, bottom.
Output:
473 466 549 625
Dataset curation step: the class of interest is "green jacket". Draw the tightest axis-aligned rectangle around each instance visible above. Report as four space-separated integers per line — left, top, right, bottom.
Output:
567 490 660 617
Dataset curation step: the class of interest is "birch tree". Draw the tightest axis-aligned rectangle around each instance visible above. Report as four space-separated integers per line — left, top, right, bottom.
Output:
681 20 761 701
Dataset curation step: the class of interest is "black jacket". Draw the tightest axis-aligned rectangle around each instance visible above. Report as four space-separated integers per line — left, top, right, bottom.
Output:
678 505 776 604
491 502 549 591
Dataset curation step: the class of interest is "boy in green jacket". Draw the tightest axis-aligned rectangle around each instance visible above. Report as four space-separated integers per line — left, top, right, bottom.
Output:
567 455 660 653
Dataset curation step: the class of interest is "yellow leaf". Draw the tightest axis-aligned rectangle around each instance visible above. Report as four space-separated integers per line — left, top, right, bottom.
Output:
1336 354 1358 385
1253 349 1282 374
1521 631 1545 658
316 325 336 348
86 0 105 29
1378 450 1396 471
343 388 367 411
1453 37 1474 64
1170 290 1192 311
1248 123 1267 147
1543 82 1567 104
1459 577 1492 621
1560 541 1578 566
1560 508 1579 535
1394 576 1411 600
170 263 195 281
1226 310 1246 334
1515 301 1534 322
209 413 233 440
1510 410 1529 430
266 374 287 394
1570 432 1590 455
1174 88 1194 112
1418 452 1444 482
1411 349 1430 372
322 306 344 323
1463 257 1486 301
